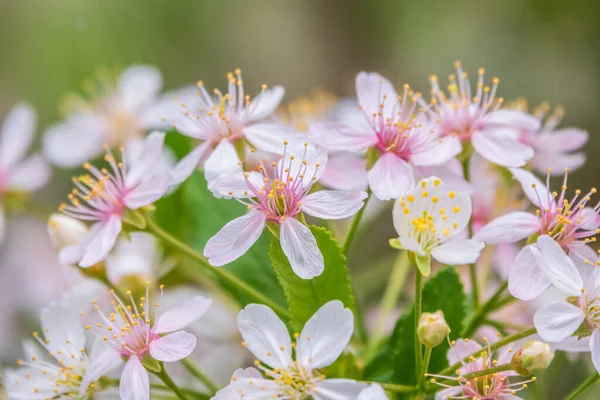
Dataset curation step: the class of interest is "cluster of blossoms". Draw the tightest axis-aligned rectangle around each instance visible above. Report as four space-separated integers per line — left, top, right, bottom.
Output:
1 60 598 400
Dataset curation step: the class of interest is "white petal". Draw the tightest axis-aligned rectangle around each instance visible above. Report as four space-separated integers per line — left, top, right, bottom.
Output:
590 329 600 373
204 139 241 182
313 379 369 399
358 384 389 400
40 304 86 353
277 144 328 187
532 235 584 296
237 303 293 369
431 239 484 265
231 367 263 381
368 153 414 201
125 131 166 188
7 153 50 192
247 86 285 121
208 170 264 199
80 347 122 396
204 212 266 266
212 378 279 400
79 217 122 267
551 336 590 353
447 339 482 364
308 121 377 152
534 302 585 342
532 151 586 175
485 109 541 131
355 72 398 120
509 168 552 210
244 124 299 154
170 141 210 186
472 128 534 167
410 135 462 166
301 190 368 220
473 212 541 244
119 356 150 400
319 153 368 191
0 103 36 169
508 245 550 300
123 172 170 209
155 296 212 334
149 331 197 362
435 388 464 400
118 65 163 112
105 232 158 284
296 301 354 369
280 217 324 279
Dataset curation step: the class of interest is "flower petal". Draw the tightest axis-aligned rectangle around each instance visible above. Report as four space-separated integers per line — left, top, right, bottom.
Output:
301 190 368 220
473 212 541 244
170 141 210 186
535 128 588 153
237 303 293 369
204 212 266 266
118 65 163 112
212 378 279 400
40 304 86 354
410 135 462 166
431 239 484 265
472 128 534 167
296 301 354 369
208 171 264 199
590 329 600 374
125 131 166 188
509 168 552 210
277 144 328 187
532 235 584 296
79 346 122 396
0 103 36 169
508 245 550 300
0 205 5 245
123 172 170 209
532 151 586 175
313 379 368 399
447 339 482 364
534 302 585 342
319 153 368 191
308 121 377 152
244 124 299 154
149 331 197 362
485 109 541 131
119 356 150 400
358 384 389 400
7 154 51 192
155 296 212 334
368 153 415 201
79 216 122 267
230 367 263 381
280 217 324 279
355 72 398 120
247 85 285 122
204 139 241 182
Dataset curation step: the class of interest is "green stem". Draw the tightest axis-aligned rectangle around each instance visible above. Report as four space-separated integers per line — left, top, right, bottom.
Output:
461 281 508 337
181 358 219 395
420 346 433 391
379 382 418 393
145 217 290 319
463 363 512 380
342 188 371 255
565 373 600 400
149 384 210 400
414 268 424 385
153 367 189 400
364 251 411 361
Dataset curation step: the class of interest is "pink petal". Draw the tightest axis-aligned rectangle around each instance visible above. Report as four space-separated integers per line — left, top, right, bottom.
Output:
123 172 170 209
237 303 293 370
485 109 541 131
7 154 50 192
447 339 482 364
308 122 376 152
368 153 414 201
149 331 197 362
208 170 263 199
204 212 266 266
0 103 36 169
431 239 484 265
473 212 541 244
155 296 212 334
125 131 166 188
118 65 163 112
296 301 354 369
532 235 583 296
319 153 368 191
119 356 150 400
532 151 586 175
355 72 398 121
508 245 550 300
280 217 324 279
535 128 588 152
247 86 285 122
243 124 299 154
472 128 534 167
301 190 368 220
534 302 585 342
203 139 241 182
509 168 552 210
170 141 210 186
79 217 122 267
277 144 328 187
410 135 462 166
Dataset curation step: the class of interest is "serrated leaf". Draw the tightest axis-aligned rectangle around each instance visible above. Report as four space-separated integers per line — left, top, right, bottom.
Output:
364 267 466 385
269 225 356 332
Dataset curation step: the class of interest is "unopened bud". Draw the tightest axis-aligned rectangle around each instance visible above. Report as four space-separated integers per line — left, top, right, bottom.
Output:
48 213 88 250
511 340 554 376
417 311 450 347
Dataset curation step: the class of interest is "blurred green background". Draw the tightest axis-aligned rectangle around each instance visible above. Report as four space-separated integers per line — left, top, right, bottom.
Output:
0 1 598 398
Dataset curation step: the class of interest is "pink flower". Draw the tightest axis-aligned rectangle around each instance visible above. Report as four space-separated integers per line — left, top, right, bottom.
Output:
205 143 368 279
58 132 173 267
474 168 599 300
420 62 540 168
0 103 51 243
212 301 367 399
531 235 600 372
79 286 212 400
429 339 533 400
310 72 462 200
169 70 297 185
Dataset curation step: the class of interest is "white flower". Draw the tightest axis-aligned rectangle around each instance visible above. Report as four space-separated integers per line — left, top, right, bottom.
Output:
358 384 389 400
392 177 484 269
212 300 367 399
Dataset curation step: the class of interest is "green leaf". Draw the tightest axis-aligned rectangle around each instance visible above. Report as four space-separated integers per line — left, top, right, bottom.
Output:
364 267 466 385
321 352 363 380
414 253 431 276
269 225 356 332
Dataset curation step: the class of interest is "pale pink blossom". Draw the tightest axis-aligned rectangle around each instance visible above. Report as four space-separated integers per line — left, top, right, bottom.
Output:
58 132 175 267
205 143 368 279
0 103 51 243
79 286 211 400
169 70 297 185
420 62 540 168
359 384 389 400
392 177 484 266
531 235 600 372
212 301 367 399
310 72 462 200
474 168 599 300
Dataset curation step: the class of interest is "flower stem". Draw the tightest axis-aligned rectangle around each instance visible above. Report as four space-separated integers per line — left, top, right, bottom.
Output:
461 281 508 337
342 188 371 255
145 216 290 319
153 366 189 400
420 346 433 391
565 373 600 400
379 382 418 393
414 267 424 385
181 358 219 395
462 362 513 380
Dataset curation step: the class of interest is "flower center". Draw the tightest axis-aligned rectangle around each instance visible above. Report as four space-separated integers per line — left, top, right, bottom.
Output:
267 363 322 397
